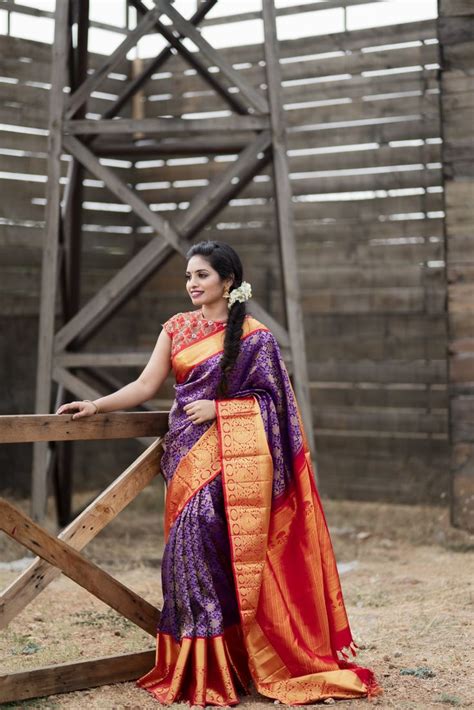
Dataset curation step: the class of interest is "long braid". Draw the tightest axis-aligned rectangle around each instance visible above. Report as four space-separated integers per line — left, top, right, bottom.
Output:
217 300 246 398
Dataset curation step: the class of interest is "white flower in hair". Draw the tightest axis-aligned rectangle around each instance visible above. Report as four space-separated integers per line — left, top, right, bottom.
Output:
224 280 252 309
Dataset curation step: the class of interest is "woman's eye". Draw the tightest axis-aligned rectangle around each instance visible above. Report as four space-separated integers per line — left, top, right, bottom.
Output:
185 272 208 280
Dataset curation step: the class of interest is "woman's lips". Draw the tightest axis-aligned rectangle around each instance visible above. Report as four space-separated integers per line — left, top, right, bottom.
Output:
190 291 204 297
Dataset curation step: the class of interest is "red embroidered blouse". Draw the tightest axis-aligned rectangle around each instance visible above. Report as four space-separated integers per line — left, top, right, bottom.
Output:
162 310 229 357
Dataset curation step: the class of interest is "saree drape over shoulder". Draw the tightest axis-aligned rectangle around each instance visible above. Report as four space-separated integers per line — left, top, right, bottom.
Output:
137 310 383 706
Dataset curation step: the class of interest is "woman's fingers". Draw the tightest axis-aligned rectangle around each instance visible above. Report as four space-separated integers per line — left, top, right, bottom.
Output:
186 404 215 423
56 401 91 419
56 402 79 414
184 400 215 424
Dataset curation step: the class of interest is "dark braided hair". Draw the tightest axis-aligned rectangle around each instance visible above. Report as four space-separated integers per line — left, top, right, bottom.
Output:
186 240 246 398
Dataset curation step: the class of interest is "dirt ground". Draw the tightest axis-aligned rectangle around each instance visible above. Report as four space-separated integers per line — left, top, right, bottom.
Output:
0 481 473 710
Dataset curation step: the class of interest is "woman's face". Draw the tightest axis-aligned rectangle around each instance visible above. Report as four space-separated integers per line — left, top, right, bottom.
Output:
185 255 231 308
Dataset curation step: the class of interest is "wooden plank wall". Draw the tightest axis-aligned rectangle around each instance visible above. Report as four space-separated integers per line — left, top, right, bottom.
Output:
0 13 454 504
438 0 474 529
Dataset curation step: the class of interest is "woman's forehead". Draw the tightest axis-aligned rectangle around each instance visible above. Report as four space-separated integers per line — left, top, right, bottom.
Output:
186 255 214 272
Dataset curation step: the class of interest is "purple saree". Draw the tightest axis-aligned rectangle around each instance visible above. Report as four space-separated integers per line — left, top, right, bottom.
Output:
136 309 382 706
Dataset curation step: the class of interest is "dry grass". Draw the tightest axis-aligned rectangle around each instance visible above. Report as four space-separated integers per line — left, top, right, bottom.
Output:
1 485 473 709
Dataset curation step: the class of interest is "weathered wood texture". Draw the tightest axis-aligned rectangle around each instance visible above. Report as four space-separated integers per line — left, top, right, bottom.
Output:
0 650 156 704
438 0 474 531
0 9 465 506
0 437 163 628
0 412 168 443
0 497 161 633
0 426 162 703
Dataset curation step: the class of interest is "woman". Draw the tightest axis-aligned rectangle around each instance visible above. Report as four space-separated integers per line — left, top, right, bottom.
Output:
57 240 382 706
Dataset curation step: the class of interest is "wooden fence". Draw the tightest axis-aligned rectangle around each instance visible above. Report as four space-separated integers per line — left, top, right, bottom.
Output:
0 6 461 504
0 411 168 703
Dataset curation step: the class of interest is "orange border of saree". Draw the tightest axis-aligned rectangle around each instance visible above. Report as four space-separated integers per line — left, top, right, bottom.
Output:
172 315 269 383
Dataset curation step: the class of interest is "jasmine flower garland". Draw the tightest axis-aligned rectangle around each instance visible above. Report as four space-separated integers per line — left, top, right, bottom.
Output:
225 281 252 309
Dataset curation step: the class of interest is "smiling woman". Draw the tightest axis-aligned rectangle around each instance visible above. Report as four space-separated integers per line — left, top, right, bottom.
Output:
57 239 383 706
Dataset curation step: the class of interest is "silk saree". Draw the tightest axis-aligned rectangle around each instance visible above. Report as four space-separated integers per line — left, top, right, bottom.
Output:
137 309 383 706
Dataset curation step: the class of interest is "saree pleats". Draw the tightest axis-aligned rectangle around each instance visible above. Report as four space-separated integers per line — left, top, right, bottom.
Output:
136 623 251 706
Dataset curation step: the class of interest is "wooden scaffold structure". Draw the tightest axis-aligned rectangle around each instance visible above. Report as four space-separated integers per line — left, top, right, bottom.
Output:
32 0 315 525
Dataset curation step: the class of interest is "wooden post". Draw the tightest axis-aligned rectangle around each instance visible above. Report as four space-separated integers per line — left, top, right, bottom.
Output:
261 1 316 461
56 0 90 526
31 0 70 523
438 0 474 531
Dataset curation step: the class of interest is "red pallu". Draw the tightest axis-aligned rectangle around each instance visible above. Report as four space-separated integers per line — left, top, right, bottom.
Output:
215 396 382 704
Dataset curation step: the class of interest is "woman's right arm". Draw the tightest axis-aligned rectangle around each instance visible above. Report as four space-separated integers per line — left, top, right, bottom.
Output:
56 328 172 419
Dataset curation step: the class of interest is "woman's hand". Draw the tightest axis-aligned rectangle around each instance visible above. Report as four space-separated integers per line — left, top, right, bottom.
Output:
56 401 98 420
183 399 216 425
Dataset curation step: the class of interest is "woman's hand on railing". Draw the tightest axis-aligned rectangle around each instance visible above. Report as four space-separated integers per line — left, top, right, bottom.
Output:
183 399 216 425
56 400 99 420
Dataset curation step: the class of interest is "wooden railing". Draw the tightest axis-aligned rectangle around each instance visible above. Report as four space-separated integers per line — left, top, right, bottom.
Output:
0 412 168 704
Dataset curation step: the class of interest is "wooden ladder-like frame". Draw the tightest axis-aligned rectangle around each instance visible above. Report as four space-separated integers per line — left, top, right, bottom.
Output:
0 412 168 704
33 0 315 526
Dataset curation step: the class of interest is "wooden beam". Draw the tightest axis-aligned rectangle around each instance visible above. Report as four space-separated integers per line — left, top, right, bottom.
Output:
157 0 269 115
0 439 162 628
55 352 151 367
93 136 251 156
64 135 188 254
65 5 163 120
0 0 128 34
64 115 270 135
200 0 389 26
63 0 88 316
0 650 155 704
0 413 168 444
52 366 158 448
31 0 69 524
262 1 316 458
0 499 161 635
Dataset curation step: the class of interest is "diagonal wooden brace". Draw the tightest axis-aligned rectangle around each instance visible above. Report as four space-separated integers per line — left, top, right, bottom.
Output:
103 0 219 120
157 0 269 115
0 438 162 629
130 0 249 116
63 135 189 255
65 5 163 120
